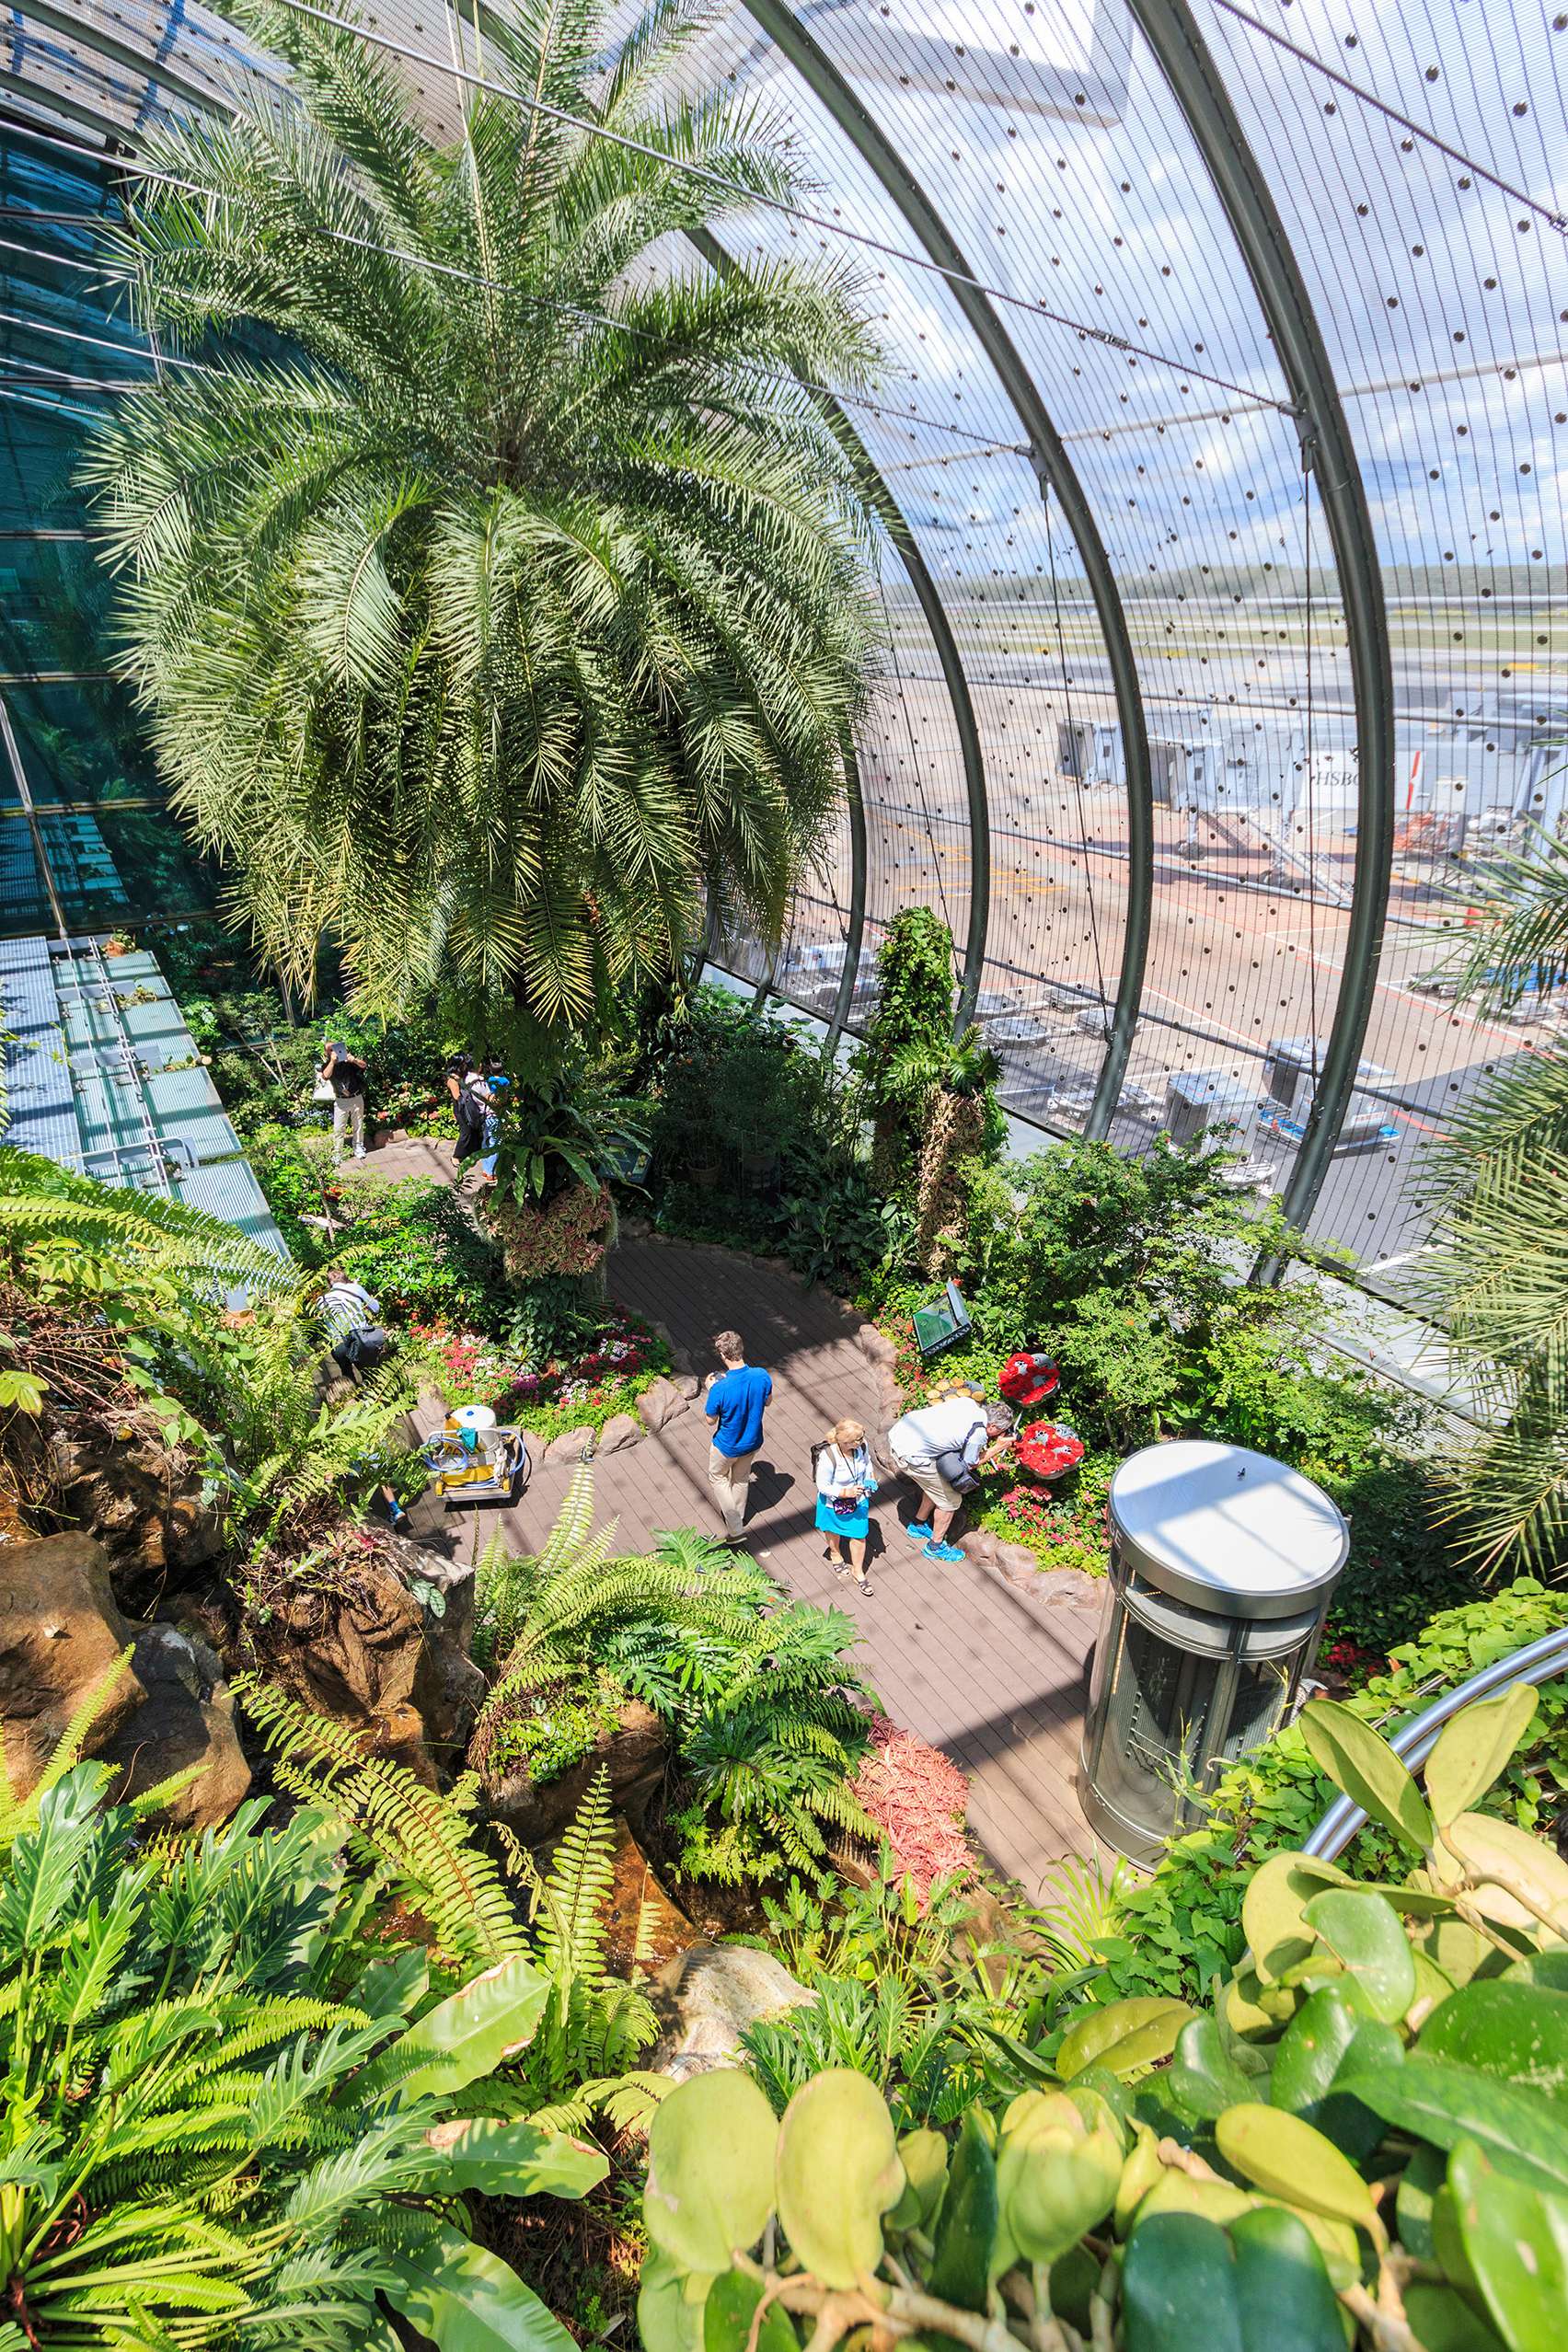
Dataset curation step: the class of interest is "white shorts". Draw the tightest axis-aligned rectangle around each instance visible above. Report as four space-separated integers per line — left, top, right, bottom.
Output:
893 1452 963 1512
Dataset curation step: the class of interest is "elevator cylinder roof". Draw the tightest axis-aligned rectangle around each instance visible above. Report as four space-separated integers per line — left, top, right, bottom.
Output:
1108 1442 1349 1622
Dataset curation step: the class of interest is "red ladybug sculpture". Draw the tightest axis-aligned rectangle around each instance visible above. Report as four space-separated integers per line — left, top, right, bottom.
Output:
998 1351 1060 1410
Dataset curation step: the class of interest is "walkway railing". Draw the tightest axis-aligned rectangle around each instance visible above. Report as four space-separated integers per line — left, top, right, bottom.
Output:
1301 1625 1568 1862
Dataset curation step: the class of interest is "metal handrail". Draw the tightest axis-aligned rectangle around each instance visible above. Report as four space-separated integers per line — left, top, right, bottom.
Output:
1300 1625 1568 1861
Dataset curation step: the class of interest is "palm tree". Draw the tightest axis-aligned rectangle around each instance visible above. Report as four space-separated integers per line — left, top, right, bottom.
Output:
79 0 884 1032
1418 820 1568 1576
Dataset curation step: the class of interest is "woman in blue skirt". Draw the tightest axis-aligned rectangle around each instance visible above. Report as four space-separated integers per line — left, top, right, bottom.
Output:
815 1418 876 1593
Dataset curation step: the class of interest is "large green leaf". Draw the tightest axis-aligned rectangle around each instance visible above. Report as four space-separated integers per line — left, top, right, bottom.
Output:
1241 1852 1338 1988
1297 1700 1435 1853
1420 1982 1568 2102
384 2223 578 2352
1214 2105 1376 2229
704 2274 800 2352
365 1955 551 2106
1402 2281 1508 2352
1168 2017 1270 2124
1058 1999 1191 2081
1424 1684 1539 1828
1340 2057 1568 2196
1446 1814 1568 1937
1270 1987 1401 2163
1228 2207 1345 2352
1450 2137 1568 2352
1123 2213 1243 2352
1300 1889 1417 2024
419 2117 609 2198
645 2070 778 2278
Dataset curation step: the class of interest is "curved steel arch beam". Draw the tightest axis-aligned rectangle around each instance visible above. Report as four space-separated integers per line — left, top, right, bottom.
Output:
686 222 982 1044
1127 0 1395 1272
740 0 1153 1098
826 726 868 1048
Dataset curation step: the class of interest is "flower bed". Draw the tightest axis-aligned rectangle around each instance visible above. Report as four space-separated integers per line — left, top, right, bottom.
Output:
852 1714 973 1909
408 1301 672 1442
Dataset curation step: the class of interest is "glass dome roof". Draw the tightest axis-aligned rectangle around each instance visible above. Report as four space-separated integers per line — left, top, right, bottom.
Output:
0 0 1562 1294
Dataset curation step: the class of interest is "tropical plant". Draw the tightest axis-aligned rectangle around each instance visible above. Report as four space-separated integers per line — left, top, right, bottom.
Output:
81 0 884 1036
1408 831 1568 1575
671 1695 874 1890
213 1292 415 1536
502 1765 668 2136
467 1471 785 1747
0 1145 294 1305
635 1683 1568 2352
0 1666 605 2351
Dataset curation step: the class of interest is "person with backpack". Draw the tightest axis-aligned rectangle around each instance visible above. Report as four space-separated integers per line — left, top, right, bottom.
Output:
318 1267 388 1381
815 1417 876 1593
444 1054 494 1176
320 1040 368 1161
886 1394 1015 1561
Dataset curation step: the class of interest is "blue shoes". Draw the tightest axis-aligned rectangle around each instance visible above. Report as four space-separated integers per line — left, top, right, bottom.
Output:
923 1539 966 1562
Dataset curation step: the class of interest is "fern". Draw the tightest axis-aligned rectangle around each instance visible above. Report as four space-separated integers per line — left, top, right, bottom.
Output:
236 1678 524 1968
0 1144 294 1300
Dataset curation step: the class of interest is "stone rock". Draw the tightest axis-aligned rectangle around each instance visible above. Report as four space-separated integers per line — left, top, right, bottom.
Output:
597 1412 642 1455
958 1529 997 1568
95 1624 252 1832
483 1698 668 1847
543 1424 594 1464
48 1408 224 1614
0 1531 146 1794
994 1541 1045 1589
597 1816 696 1979
858 1323 898 1367
645 1943 815 2080
671 1374 702 1401
0 1535 249 1830
638 1378 686 1435
379 1536 486 1761
1036 1568 1106 1610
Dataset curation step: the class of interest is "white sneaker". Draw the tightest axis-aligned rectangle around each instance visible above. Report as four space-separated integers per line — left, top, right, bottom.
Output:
353 1148 366 1159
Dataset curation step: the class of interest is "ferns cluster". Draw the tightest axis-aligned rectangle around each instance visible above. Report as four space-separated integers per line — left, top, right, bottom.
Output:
0 1666 605 2351
0 1145 295 1308
470 1470 876 1892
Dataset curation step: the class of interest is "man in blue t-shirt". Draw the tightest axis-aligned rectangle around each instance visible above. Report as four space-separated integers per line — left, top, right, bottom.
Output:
704 1328 773 1541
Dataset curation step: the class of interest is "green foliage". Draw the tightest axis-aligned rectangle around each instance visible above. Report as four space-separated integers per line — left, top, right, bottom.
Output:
0 1143 294 1309
323 1178 502 1328
1083 1578 1568 2013
83 0 884 1032
501 1767 667 2137
859 908 957 1109
638 1699 1568 2352
484 1676 624 1787
672 1700 874 1891
739 1868 1062 2127
214 1293 416 1536
0 1750 603 2350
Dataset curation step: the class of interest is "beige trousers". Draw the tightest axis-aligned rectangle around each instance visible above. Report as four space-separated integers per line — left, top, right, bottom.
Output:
708 1443 758 1538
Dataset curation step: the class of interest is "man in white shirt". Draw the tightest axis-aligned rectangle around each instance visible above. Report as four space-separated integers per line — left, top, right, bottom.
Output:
886 1394 1014 1562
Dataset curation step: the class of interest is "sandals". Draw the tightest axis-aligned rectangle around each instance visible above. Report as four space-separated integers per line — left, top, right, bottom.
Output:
831 1560 852 1579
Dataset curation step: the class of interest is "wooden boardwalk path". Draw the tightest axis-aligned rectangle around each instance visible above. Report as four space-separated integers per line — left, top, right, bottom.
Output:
392 1193 1101 1896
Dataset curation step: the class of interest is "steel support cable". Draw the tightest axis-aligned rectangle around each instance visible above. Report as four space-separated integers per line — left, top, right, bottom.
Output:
1301 1626 1568 1862
876 568 957 958
735 0 1151 1073
1125 0 1395 1279
1206 0 1567 237
0 114 1041 462
208 0 1299 421
686 218 980 1052
825 727 868 1052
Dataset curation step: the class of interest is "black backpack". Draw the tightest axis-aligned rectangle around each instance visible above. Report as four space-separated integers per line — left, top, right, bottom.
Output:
455 1082 486 1157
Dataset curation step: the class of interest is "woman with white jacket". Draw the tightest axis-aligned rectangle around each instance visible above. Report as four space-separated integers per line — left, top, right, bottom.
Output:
815 1417 876 1593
